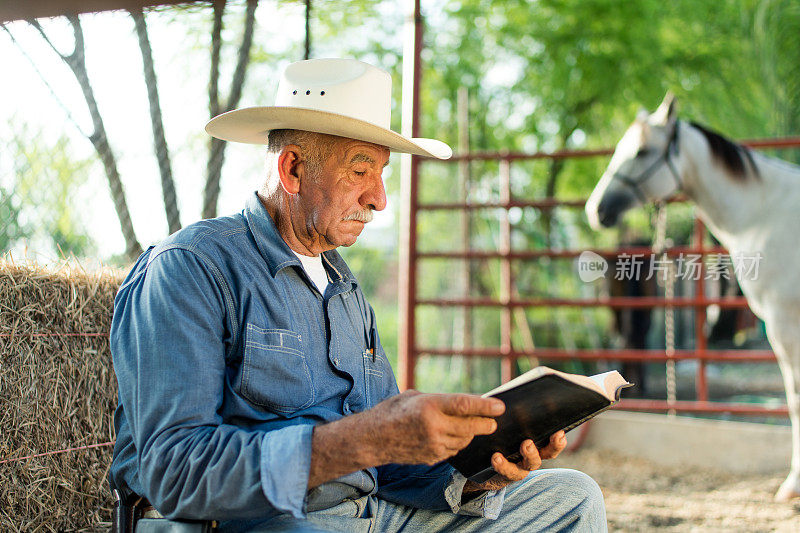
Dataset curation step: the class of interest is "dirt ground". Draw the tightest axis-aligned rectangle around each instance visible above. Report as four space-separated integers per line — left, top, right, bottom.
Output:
549 448 800 532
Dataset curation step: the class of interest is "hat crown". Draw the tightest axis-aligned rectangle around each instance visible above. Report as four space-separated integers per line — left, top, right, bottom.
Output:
275 58 391 129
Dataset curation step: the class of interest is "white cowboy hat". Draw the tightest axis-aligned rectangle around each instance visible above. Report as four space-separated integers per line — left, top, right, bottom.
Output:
205 58 452 160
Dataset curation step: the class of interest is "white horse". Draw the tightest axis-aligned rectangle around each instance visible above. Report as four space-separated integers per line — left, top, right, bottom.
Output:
585 94 800 501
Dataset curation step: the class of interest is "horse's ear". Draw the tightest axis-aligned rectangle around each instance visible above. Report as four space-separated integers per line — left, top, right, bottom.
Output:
652 91 677 126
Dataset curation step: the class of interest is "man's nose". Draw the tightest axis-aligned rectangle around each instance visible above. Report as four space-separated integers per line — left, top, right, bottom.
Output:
361 175 387 212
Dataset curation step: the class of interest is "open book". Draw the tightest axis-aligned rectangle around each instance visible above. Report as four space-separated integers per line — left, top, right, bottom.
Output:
447 366 632 483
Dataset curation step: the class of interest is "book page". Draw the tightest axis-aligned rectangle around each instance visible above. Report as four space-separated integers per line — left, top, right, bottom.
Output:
602 371 634 400
589 371 632 400
484 366 631 402
588 371 617 391
482 366 550 397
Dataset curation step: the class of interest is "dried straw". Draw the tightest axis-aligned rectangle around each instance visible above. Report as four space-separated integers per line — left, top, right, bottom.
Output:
0 259 125 532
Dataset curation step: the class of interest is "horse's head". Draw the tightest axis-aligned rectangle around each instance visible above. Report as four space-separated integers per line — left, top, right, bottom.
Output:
586 93 681 229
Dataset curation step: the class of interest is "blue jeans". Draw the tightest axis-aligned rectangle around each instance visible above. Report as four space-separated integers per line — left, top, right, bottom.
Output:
219 469 607 532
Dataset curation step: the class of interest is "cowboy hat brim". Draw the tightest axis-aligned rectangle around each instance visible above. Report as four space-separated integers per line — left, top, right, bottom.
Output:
205 106 452 160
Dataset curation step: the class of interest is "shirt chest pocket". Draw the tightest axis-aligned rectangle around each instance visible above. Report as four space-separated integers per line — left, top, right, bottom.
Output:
239 324 314 413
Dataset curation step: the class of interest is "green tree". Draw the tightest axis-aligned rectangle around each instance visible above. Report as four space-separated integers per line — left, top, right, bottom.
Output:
751 0 800 162
7 126 96 258
0 188 29 252
3 0 258 260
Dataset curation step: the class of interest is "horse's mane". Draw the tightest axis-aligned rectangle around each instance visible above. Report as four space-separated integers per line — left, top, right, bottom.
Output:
689 121 759 180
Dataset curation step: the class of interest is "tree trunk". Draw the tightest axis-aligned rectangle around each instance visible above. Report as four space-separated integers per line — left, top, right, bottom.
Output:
202 0 257 220
130 7 181 234
30 16 143 260
305 0 312 60
208 0 224 119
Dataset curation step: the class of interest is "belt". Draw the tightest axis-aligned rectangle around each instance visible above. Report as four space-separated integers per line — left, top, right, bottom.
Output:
112 489 216 531
142 507 164 519
139 505 217 529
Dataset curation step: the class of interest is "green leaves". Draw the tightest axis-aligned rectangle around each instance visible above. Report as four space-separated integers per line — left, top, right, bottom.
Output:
5 123 96 258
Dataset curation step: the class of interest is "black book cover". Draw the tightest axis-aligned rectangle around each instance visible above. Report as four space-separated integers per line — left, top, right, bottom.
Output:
447 372 629 483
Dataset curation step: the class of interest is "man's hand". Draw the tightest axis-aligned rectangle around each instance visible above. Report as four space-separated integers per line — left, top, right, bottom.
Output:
308 391 505 488
366 390 506 465
462 431 568 495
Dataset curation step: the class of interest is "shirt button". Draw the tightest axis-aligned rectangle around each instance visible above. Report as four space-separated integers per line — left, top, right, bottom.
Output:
333 358 340 367
343 402 351 413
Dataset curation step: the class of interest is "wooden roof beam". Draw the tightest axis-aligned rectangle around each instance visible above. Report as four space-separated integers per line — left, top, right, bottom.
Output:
1 1 206 23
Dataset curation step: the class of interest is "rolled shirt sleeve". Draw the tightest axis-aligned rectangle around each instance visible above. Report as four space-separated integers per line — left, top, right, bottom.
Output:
444 470 506 519
260 424 314 518
376 462 505 519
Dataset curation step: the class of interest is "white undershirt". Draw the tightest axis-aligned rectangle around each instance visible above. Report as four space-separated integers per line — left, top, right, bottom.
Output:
292 250 330 294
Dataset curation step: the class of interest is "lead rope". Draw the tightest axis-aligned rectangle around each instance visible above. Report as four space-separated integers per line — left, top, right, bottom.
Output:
652 203 677 416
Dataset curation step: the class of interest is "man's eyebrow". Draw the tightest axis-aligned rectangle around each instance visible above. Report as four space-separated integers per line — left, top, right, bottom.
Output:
349 154 375 164
350 153 390 167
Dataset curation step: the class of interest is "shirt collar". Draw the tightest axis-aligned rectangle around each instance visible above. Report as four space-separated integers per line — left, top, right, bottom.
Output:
244 192 357 286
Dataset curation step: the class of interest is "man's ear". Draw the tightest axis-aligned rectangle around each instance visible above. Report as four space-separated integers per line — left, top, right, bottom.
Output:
276 145 304 195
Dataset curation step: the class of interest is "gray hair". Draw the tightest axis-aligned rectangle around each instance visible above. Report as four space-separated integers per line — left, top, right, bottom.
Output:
260 129 339 199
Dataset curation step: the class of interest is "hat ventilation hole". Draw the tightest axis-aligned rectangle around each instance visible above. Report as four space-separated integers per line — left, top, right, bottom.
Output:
305 90 311 95
292 90 297 95
320 91 325 96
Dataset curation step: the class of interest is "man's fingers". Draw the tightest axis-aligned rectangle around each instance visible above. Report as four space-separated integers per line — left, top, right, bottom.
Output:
437 394 505 418
443 414 497 438
539 431 567 460
432 434 479 460
519 439 543 470
491 453 529 482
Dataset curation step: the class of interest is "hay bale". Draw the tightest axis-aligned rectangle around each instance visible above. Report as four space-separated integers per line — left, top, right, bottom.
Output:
0 259 126 532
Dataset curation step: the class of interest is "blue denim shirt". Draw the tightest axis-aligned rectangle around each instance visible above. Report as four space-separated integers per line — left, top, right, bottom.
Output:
110 193 505 524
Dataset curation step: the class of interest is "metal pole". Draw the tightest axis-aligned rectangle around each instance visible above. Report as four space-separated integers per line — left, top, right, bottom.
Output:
694 218 709 401
398 0 423 390
457 87 473 389
499 158 514 382
415 295 751 309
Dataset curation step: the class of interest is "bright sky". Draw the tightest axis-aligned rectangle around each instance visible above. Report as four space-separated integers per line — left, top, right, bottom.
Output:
0 3 398 263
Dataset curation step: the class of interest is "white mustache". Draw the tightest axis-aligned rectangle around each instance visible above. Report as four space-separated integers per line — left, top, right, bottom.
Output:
343 210 374 223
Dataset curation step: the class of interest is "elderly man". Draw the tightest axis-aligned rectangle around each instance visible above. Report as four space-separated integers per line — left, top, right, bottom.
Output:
110 59 606 532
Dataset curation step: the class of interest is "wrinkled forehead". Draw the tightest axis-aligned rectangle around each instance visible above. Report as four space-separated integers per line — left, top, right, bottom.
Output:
608 121 646 169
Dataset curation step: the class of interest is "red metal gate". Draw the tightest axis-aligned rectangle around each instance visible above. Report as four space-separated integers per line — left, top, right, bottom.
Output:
397 0 800 417
398 141 800 417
